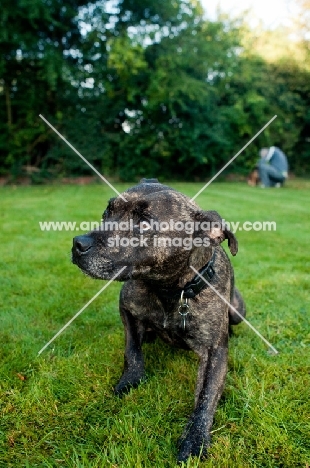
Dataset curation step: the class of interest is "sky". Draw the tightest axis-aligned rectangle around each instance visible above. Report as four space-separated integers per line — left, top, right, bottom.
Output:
200 0 297 28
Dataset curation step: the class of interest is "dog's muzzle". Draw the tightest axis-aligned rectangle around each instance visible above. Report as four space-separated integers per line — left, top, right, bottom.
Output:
72 235 120 279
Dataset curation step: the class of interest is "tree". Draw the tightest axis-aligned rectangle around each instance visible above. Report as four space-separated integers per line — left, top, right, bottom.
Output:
80 2 243 180
0 0 94 177
1 0 309 180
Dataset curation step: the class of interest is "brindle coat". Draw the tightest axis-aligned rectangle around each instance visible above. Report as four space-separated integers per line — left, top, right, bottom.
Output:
72 179 246 462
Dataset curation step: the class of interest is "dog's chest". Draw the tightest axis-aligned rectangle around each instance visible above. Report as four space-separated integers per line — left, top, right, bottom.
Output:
133 297 217 350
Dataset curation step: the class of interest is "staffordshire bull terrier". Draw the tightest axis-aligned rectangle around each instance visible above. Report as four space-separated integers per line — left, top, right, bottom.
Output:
72 179 246 462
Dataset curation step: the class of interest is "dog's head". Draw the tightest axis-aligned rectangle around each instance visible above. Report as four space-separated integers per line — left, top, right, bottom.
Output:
72 179 237 283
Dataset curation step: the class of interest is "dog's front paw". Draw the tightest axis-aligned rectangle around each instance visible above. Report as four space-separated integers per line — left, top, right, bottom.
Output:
114 370 145 396
177 429 210 463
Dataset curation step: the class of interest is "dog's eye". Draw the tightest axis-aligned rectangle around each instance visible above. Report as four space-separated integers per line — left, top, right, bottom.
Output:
138 220 151 232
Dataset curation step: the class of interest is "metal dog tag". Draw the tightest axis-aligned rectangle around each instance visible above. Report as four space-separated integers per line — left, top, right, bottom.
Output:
179 303 189 330
179 291 190 330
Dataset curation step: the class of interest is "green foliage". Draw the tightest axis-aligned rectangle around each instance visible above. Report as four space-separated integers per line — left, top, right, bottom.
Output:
0 0 310 180
216 55 310 175
0 181 309 466
0 0 92 175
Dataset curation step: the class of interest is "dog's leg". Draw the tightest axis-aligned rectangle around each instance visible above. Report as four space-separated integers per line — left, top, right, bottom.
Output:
114 307 146 396
229 287 246 325
177 343 228 462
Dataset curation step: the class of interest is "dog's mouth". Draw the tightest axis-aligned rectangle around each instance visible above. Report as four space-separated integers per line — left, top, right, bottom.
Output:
73 259 129 280
72 249 130 281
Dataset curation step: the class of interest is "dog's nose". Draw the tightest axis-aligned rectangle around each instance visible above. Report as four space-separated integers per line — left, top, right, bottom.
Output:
73 235 93 254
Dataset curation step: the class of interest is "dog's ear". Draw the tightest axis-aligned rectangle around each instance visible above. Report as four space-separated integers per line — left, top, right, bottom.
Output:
194 210 238 256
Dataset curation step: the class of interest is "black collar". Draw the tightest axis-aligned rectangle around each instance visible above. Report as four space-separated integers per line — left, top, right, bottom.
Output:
183 250 216 298
157 250 216 300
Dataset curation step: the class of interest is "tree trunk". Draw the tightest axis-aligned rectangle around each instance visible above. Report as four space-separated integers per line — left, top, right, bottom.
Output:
5 82 12 127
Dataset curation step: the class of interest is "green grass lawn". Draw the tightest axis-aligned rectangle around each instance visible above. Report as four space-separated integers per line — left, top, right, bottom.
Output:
0 179 309 467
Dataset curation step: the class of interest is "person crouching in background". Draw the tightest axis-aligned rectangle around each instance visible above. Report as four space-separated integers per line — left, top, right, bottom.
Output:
258 146 289 188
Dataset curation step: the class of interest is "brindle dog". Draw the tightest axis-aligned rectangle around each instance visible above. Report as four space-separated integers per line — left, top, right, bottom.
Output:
72 179 246 462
